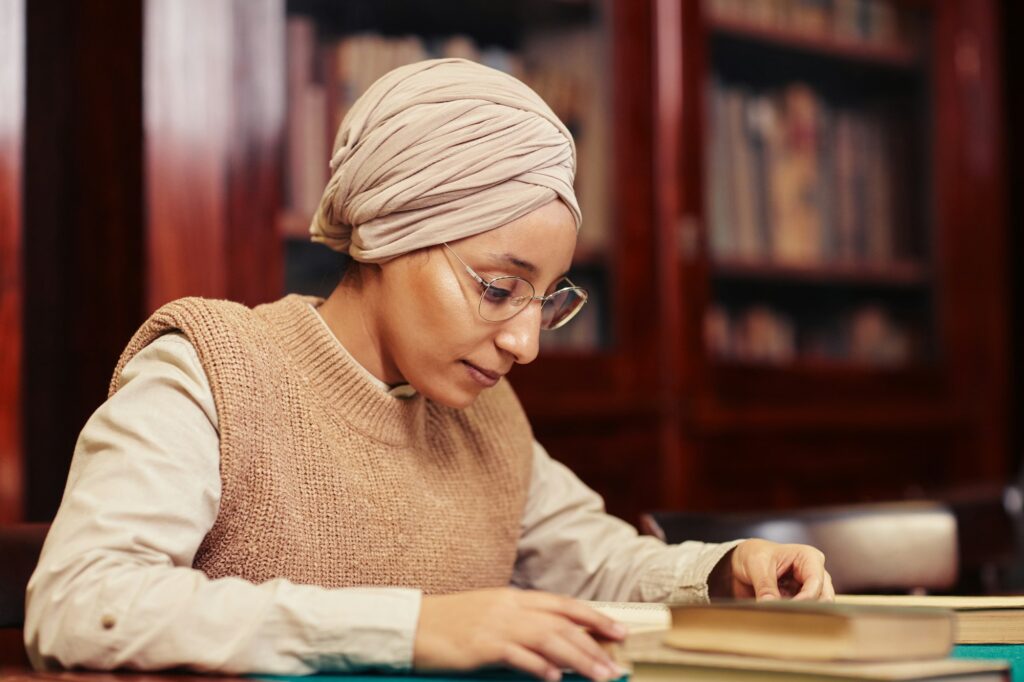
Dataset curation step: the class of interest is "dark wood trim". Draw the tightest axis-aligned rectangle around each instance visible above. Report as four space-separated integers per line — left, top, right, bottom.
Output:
0 0 25 522
652 0 690 509
931 0 1009 482
1006 0 1024 480
22 0 144 521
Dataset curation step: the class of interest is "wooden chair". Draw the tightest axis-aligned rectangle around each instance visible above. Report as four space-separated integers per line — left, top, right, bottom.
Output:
640 494 1017 595
0 523 50 667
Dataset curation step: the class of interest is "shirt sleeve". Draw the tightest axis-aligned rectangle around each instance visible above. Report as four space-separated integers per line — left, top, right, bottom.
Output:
24 333 421 675
512 441 742 603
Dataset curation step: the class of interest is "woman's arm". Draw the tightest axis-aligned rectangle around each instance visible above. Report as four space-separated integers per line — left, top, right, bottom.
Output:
513 444 832 603
25 334 420 674
512 442 740 603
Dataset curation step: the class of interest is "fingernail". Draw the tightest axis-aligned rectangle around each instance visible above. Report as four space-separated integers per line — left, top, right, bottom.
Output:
593 663 615 681
759 593 778 601
546 669 562 682
610 623 627 638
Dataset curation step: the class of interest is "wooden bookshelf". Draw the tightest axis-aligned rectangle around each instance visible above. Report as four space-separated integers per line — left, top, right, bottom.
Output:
2 0 1010 526
654 0 1008 512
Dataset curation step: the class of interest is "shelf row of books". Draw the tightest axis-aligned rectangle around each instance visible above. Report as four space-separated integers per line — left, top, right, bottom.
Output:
704 302 914 366
706 79 906 266
706 0 911 48
284 17 611 253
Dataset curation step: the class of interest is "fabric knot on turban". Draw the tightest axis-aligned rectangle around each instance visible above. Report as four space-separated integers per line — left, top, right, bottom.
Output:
309 58 581 263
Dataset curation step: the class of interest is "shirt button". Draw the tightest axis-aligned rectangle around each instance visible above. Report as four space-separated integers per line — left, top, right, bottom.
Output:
100 614 116 629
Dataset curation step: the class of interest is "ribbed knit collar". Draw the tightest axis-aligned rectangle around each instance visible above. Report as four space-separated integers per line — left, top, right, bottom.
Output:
259 294 426 446
305 302 419 400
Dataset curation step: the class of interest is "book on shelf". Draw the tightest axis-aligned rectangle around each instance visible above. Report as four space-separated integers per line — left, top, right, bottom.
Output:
706 0 908 49
837 595 1024 645
704 303 912 366
706 79 903 269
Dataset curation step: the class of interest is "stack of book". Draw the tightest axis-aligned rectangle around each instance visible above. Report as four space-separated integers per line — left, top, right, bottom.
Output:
591 600 1011 682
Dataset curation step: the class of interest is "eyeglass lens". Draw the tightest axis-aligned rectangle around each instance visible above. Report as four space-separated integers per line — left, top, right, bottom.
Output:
478 276 586 330
540 288 586 330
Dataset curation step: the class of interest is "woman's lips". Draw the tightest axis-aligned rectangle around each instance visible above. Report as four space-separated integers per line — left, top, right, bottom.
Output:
462 360 500 387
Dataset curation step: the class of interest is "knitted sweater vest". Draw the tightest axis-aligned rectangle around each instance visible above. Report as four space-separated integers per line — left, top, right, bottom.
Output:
109 295 534 593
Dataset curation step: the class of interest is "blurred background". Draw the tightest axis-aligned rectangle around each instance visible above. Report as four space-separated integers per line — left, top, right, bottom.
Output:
0 0 1021 569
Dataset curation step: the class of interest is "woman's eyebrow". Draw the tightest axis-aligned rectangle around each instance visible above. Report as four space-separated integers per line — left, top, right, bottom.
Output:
488 252 571 281
488 252 537 275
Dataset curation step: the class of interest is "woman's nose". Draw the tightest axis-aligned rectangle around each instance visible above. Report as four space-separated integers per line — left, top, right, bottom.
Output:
495 301 543 365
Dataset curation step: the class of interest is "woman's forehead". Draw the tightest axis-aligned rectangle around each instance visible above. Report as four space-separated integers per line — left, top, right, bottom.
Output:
464 211 576 272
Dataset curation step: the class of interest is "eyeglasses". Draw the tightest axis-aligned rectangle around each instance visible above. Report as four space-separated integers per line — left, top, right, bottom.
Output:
442 243 589 330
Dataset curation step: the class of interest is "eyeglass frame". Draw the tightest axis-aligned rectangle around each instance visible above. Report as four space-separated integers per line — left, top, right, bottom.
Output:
441 242 588 330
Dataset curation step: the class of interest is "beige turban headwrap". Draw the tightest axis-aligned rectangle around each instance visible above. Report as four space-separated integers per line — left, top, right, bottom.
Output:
309 58 581 263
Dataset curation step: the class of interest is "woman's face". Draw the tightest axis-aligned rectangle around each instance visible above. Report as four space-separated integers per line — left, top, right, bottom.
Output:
374 199 578 408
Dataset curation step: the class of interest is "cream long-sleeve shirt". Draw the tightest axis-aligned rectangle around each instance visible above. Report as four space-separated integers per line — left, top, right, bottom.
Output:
25 325 739 675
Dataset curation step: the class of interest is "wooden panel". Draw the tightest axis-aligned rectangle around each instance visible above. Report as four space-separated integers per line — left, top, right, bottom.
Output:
1008 0 1024 471
0 0 25 522
652 0 705 509
22 0 144 521
144 0 284 310
697 429 967 511
144 0 232 308
225 0 285 306
931 0 1008 482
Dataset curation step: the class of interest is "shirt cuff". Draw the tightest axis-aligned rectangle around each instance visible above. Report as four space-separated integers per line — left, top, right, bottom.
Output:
302 587 422 672
634 539 745 604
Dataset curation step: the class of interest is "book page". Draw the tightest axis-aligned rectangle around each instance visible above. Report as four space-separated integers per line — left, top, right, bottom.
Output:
586 601 671 634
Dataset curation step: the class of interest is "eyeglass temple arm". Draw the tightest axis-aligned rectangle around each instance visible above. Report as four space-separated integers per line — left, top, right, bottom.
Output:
442 243 488 288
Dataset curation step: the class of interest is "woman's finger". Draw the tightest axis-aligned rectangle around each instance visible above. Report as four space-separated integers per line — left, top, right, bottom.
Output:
561 622 623 675
792 573 822 600
523 592 627 641
523 617 618 682
501 642 563 682
746 551 782 600
822 571 836 601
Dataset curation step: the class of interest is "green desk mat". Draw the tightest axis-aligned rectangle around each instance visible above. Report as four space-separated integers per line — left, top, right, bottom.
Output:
254 650 1020 682
255 673 623 682
953 644 1022 681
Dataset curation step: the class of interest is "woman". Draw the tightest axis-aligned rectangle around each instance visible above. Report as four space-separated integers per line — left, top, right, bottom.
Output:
25 59 833 680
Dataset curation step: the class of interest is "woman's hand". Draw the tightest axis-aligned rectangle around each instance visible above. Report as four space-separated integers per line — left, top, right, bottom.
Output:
710 539 835 602
413 588 626 682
